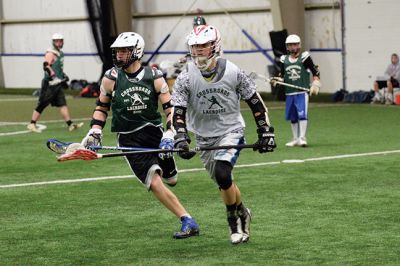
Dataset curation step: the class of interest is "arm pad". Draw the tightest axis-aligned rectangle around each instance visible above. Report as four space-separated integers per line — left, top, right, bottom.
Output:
162 100 172 110
173 105 188 134
90 119 106 128
43 62 52 76
96 98 111 109
245 92 271 127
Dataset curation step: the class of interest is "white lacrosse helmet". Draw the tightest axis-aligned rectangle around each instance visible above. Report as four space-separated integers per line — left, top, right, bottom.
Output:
52 33 64 40
110 32 145 69
285 34 301 55
187 25 221 70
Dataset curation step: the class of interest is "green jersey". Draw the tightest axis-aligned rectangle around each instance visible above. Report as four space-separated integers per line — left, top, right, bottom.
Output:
110 66 162 133
44 48 64 81
280 52 311 94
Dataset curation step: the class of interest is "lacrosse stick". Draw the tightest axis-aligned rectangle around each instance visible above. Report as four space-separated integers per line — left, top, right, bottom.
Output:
46 138 156 154
159 60 177 70
89 145 156 151
248 72 310 92
57 143 259 162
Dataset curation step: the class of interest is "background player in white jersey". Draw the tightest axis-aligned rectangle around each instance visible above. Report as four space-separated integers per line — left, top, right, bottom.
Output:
171 25 276 244
276 34 321 147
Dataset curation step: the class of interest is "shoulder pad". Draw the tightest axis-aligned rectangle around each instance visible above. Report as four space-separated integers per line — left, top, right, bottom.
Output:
301 51 311 62
104 67 118 81
151 67 164 79
46 48 60 57
279 55 286 63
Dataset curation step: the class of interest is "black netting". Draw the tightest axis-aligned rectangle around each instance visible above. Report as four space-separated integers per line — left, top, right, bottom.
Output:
86 0 118 81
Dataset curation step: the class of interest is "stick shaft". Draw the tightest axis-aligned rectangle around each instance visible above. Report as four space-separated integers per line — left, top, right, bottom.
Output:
58 143 258 161
252 72 310 91
100 148 182 158
97 144 258 158
90 145 155 151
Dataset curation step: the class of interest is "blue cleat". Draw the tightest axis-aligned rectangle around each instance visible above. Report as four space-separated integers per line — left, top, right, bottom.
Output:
173 216 200 239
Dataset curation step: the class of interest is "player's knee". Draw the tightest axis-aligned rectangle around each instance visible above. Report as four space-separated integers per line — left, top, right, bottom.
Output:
35 105 45 114
163 174 178 187
215 160 233 190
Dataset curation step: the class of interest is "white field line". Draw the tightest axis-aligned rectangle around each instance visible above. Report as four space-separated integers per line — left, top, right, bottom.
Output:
1 149 399 189
0 103 342 136
0 124 47 136
0 102 357 126
0 96 74 102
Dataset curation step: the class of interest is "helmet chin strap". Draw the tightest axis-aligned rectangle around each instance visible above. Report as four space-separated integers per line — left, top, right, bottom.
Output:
195 53 218 71
194 56 211 71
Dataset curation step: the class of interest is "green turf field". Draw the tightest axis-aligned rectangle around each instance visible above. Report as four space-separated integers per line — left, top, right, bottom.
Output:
1 95 399 265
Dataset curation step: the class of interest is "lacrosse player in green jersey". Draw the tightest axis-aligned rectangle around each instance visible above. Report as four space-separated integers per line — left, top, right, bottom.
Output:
80 32 199 239
171 25 276 244
277 34 321 147
27 33 83 133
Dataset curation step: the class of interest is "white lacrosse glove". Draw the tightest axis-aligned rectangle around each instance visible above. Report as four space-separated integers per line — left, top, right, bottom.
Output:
49 77 63 86
159 130 175 160
310 79 321 96
270 77 284 87
81 128 103 150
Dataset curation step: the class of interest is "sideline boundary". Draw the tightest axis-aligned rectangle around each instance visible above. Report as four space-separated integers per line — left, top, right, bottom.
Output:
0 123 47 136
1 149 399 189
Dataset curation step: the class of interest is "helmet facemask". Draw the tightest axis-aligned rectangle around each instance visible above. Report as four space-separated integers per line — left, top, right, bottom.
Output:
52 39 64 50
189 41 218 71
286 43 300 55
110 32 145 69
112 46 137 69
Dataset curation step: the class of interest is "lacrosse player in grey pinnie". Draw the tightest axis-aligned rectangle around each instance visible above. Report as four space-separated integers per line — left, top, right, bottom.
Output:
171 24 276 244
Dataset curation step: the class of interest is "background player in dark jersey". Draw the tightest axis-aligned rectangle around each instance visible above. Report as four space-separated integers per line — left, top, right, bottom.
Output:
27 33 83 133
277 34 321 147
81 32 199 239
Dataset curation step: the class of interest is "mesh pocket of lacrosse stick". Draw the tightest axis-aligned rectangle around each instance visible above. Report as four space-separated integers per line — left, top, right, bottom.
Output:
57 149 99 162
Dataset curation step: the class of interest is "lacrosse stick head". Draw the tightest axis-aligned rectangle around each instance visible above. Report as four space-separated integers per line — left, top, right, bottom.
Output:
46 138 73 154
248 72 258 80
57 148 99 162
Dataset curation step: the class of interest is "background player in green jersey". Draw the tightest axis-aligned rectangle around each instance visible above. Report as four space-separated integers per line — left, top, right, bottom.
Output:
278 34 321 147
27 33 83 133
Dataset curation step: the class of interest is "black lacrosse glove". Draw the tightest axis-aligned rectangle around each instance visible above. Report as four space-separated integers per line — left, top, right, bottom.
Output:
174 133 196 160
254 126 276 153
63 73 70 82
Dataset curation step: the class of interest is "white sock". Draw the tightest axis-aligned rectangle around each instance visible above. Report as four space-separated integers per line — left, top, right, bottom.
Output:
180 214 191 220
299 120 308 139
291 123 299 140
